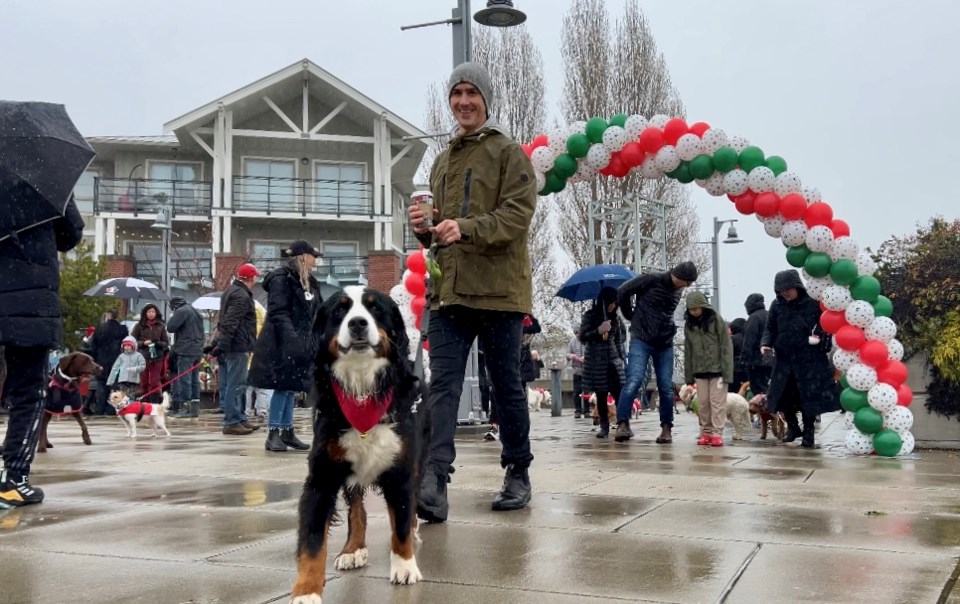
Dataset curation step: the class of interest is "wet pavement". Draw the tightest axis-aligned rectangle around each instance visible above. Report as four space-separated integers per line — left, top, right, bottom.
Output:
1 408 959 603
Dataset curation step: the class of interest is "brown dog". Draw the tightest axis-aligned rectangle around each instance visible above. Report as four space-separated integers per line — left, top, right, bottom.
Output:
748 392 786 441
37 352 102 453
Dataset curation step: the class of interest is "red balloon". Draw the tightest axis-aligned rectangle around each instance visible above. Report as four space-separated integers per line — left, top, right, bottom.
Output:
780 193 807 221
404 272 426 297
835 325 866 351
410 295 427 318
531 134 549 149
662 118 689 146
415 313 422 330
689 122 711 137
620 142 645 168
520 144 533 158
754 192 781 218
831 219 851 238
734 191 757 215
421 339 430 352
897 384 913 406
638 127 664 154
804 202 834 228
859 340 890 367
820 310 847 334
607 154 630 178
406 251 426 274
877 360 908 387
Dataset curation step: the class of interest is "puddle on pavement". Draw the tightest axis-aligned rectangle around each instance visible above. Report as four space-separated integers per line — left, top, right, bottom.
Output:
136 481 301 508
0 505 103 532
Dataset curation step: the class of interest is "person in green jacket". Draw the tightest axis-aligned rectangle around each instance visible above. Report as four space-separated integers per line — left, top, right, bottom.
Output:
683 292 734 446
408 61 537 522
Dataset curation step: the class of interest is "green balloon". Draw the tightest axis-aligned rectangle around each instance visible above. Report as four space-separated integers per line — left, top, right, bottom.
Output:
766 155 788 176
585 117 608 144
829 259 860 286
566 133 591 158
840 373 850 390
785 245 811 268
689 154 715 180
854 406 884 434
545 171 566 194
713 147 739 173
553 154 578 179
738 146 766 172
841 387 869 413
873 295 894 317
609 113 628 128
851 275 882 303
873 429 903 457
804 252 833 278
670 163 694 184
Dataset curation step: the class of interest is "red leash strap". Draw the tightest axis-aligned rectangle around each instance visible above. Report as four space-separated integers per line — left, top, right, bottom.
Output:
136 355 213 401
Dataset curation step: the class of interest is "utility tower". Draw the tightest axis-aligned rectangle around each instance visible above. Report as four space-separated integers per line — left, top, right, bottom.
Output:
588 192 670 274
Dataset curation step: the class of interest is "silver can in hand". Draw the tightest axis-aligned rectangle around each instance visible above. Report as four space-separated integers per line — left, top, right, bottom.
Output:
411 190 433 229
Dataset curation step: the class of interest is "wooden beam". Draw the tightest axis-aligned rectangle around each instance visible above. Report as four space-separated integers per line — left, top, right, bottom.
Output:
189 130 215 158
302 81 309 133
263 95 302 133
309 101 347 135
390 144 413 168
230 129 374 143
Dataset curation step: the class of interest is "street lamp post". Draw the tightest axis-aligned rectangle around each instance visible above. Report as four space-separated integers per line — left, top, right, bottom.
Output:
151 204 173 313
707 217 743 316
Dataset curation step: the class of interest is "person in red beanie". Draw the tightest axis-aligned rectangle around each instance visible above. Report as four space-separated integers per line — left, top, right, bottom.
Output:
217 263 260 436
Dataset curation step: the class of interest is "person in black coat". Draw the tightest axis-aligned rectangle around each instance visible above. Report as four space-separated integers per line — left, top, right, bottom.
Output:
760 270 840 448
218 263 260 435
728 318 747 393
167 296 205 417
249 240 322 452
741 293 771 394
88 310 128 415
0 196 84 507
579 287 626 438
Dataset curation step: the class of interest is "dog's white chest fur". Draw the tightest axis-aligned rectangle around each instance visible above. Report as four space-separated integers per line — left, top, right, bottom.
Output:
339 425 401 487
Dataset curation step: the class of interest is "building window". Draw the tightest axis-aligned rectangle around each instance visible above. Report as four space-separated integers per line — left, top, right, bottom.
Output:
248 240 287 274
147 161 203 211
129 242 212 286
322 241 360 276
242 159 296 211
73 169 98 215
314 162 366 213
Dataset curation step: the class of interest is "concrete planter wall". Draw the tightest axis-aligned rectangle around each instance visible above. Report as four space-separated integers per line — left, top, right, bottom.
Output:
906 355 960 449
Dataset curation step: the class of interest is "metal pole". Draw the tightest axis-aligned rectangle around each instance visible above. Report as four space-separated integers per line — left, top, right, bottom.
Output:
452 0 472 66
161 227 171 315
712 217 721 316
550 367 563 417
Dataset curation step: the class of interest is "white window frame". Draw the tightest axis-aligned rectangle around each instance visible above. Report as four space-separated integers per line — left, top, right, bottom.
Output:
145 160 204 182
312 160 367 213
73 167 99 215
240 156 299 212
322 240 360 276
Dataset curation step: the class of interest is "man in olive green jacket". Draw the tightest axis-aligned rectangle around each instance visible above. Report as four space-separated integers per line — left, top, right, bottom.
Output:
408 61 537 521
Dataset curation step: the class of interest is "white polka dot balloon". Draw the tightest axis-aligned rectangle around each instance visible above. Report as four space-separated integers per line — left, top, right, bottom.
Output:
845 428 874 455
774 171 802 197
531 146 556 172
676 133 704 161
830 237 860 262
586 144 612 170
846 363 879 391
856 251 877 277
898 431 915 455
833 348 861 372
704 173 726 197
882 405 913 433
868 383 898 413
548 127 569 156
804 276 831 300
805 225 835 253
639 157 662 179
535 171 546 192
801 186 821 204
570 120 587 135
701 128 729 153
654 145 681 172
780 220 809 247
747 166 776 192
624 114 647 140
723 169 749 196
865 317 897 342
843 411 855 430
649 114 670 129
762 214 786 237
574 161 598 181
887 338 904 361
729 135 751 152
602 125 628 153
821 285 853 311
844 300 876 328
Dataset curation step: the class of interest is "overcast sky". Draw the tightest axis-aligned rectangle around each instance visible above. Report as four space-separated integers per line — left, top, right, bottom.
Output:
3 0 958 320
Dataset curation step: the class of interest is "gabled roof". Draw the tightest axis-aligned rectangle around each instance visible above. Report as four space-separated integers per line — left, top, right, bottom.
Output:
163 58 427 139
86 135 178 145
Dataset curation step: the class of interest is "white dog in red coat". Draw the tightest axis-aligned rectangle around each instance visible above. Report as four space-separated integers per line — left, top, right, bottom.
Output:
527 387 552 412
108 391 172 438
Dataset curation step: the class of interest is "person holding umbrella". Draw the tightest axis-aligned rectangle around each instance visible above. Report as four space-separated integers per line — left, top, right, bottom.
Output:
579 287 626 438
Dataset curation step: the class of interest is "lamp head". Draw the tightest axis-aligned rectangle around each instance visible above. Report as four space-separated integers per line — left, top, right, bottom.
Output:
474 0 527 27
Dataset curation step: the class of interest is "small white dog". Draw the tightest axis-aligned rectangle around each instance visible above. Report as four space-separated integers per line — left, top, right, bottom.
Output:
108 391 172 438
678 384 753 440
527 387 552 412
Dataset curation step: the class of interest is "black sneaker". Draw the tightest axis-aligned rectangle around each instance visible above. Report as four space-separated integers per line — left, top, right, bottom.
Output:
491 464 531 511
0 471 44 507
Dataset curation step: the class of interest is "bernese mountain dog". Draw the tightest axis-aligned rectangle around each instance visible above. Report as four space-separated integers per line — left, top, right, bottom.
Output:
291 285 430 603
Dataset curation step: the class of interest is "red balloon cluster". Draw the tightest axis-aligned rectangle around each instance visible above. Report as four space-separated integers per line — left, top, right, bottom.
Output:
405 249 429 330
836 325 866 351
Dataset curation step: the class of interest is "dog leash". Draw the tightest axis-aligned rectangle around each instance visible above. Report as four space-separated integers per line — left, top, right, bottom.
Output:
136 355 214 402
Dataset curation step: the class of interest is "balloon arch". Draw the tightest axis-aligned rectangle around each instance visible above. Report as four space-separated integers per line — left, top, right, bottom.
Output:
392 114 914 457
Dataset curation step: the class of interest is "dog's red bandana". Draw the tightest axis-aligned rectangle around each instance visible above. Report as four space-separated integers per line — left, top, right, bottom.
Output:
331 380 393 434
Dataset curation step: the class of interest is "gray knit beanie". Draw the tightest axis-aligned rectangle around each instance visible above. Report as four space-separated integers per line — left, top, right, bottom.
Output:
448 61 493 117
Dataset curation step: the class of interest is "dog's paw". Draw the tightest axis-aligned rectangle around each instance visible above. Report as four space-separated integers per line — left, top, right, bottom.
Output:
389 552 422 585
334 547 368 570
290 595 323 604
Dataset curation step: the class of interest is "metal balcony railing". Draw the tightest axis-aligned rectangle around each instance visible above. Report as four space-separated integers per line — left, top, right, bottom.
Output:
232 176 374 216
94 178 213 216
252 256 369 282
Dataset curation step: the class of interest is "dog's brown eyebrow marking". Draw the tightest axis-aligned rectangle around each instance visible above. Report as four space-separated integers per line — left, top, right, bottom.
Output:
365 294 375 304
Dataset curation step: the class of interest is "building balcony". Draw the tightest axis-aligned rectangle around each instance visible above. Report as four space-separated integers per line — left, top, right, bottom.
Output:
94 178 213 217
254 256 369 285
231 176 375 217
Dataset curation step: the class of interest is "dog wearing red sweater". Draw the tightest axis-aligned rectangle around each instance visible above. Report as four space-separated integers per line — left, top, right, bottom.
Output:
108 391 172 438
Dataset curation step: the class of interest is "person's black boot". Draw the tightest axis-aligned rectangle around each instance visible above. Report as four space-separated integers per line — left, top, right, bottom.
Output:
596 422 609 438
782 414 802 443
264 429 288 452
417 466 450 523
280 428 310 451
491 464 531 511
801 414 816 448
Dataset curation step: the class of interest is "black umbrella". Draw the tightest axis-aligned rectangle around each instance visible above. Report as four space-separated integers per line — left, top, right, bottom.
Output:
83 277 171 302
0 101 95 242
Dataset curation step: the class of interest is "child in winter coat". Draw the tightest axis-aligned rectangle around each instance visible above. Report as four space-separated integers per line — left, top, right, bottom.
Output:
683 292 734 446
107 336 146 398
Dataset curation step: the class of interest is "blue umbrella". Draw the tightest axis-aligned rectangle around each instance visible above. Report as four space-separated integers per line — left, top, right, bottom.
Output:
556 264 637 302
